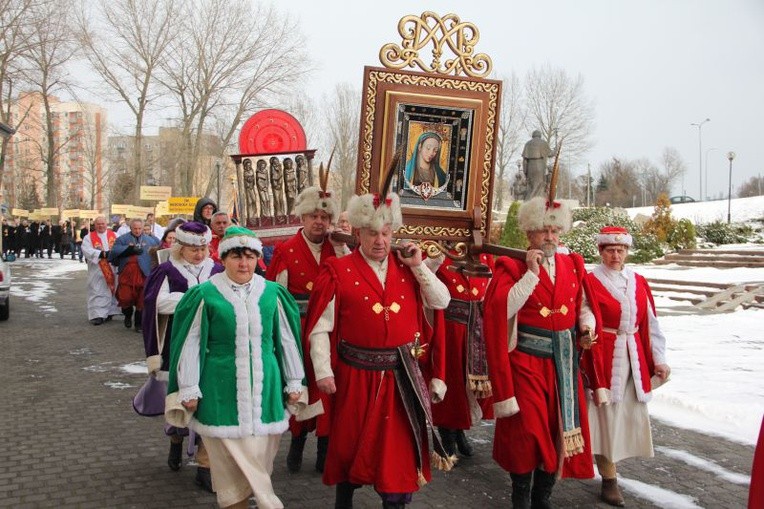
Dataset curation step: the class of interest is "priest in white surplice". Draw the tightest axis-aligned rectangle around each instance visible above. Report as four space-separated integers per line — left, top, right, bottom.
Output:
81 216 122 325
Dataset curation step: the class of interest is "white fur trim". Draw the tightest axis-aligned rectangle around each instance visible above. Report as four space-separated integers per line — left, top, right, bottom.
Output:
347 192 403 231
592 265 650 403
596 232 633 247
218 234 263 257
493 397 520 418
175 226 212 246
169 257 215 289
194 273 290 438
517 196 574 233
294 186 339 219
165 391 192 428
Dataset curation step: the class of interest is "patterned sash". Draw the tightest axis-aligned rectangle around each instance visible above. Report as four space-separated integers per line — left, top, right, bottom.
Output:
338 340 456 483
444 299 491 398
90 231 116 295
516 324 585 458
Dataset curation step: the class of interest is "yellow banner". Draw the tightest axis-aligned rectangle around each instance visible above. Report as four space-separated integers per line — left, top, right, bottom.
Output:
111 204 131 215
126 205 154 219
39 207 59 215
155 201 170 217
61 209 81 218
140 185 173 201
79 210 101 219
168 196 200 214
11 208 29 217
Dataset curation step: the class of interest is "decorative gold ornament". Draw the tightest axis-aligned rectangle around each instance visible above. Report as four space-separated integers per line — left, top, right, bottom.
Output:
410 332 427 359
379 12 493 78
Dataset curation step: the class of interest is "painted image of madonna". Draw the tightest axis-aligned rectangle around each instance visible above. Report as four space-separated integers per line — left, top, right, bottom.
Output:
403 131 450 200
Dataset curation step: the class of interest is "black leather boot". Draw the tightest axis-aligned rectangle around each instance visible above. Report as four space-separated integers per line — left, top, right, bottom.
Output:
510 472 532 509
455 429 474 457
287 431 307 473
531 469 556 509
316 436 329 472
167 439 182 471
438 427 457 457
123 307 133 328
195 466 214 493
134 309 142 332
335 482 359 509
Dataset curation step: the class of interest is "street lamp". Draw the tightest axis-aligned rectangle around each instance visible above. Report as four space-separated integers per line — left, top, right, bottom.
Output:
704 147 717 200
690 118 710 200
727 151 735 224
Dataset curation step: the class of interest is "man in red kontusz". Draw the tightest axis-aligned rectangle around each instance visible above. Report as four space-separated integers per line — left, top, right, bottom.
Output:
304 189 452 509
483 196 603 509
265 184 345 474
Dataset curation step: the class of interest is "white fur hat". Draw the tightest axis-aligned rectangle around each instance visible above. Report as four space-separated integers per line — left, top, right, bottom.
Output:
517 197 574 233
596 226 633 247
174 221 212 246
218 226 263 257
293 186 339 219
347 192 403 231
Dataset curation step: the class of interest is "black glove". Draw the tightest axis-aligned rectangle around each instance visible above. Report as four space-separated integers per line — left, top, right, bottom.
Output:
99 251 108 259
133 246 143 255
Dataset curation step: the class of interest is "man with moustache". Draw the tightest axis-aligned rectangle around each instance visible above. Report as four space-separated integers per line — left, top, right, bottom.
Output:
483 196 602 509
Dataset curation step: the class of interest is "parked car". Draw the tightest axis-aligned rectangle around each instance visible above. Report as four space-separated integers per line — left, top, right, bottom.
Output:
670 195 696 204
0 257 9 320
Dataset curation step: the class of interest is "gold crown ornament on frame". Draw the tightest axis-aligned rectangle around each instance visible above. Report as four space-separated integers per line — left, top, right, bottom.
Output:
379 12 493 78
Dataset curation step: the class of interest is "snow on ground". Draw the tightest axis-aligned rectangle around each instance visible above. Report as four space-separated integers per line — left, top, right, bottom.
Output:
9 258 86 312
626 195 764 224
655 446 750 485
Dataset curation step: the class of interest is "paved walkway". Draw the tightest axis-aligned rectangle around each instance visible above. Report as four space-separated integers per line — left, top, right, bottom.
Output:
0 259 754 508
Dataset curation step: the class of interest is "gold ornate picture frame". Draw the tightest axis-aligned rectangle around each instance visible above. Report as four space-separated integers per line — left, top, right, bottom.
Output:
356 66 501 241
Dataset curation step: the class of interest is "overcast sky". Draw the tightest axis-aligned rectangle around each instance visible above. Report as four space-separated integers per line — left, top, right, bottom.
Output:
99 0 763 199
273 0 763 199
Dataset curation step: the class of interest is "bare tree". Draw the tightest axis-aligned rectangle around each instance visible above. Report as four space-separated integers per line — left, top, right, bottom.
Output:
78 106 109 210
738 175 764 198
523 64 595 162
20 0 79 206
595 157 641 208
0 0 39 186
77 0 179 203
493 72 525 210
322 83 360 209
159 0 309 196
659 147 687 196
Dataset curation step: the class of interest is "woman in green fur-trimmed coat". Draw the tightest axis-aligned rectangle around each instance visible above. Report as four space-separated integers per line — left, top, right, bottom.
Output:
166 226 306 509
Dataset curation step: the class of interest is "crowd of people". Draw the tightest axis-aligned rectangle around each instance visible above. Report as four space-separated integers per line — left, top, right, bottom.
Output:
65 187 671 509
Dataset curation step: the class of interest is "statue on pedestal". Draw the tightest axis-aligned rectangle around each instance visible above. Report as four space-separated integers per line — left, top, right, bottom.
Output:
283 157 297 215
242 158 258 220
522 130 552 200
256 159 271 218
270 156 286 217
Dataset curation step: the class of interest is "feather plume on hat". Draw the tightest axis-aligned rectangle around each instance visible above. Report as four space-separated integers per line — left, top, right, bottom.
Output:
347 150 403 231
293 150 339 219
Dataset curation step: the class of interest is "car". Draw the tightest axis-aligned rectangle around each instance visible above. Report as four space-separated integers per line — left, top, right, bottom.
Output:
0 256 9 320
669 195 696 204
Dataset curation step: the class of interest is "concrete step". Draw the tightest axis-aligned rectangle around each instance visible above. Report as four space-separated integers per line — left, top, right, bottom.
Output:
664 253 764 264
678 248 764 257
653 259 764 268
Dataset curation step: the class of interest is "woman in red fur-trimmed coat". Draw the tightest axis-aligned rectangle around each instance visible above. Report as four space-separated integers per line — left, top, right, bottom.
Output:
583 226 671 507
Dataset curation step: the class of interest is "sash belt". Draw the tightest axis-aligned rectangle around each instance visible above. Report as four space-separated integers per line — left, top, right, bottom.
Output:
291 293 310 317
336 339 454 477
603 326 639 335
516 324 586 458
443 299 476 324
338 340 400 371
